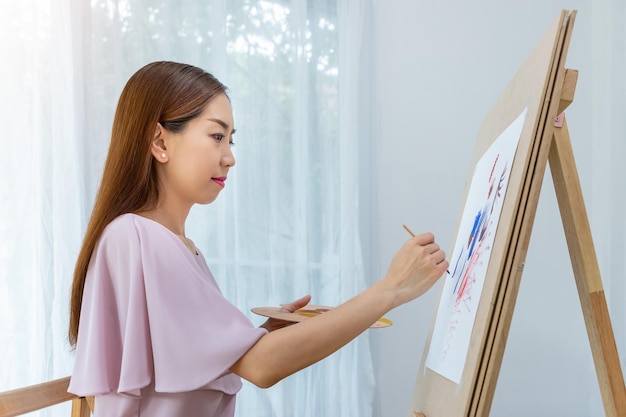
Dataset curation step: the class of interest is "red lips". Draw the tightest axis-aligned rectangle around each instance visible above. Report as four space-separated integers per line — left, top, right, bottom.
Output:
212 176 226 188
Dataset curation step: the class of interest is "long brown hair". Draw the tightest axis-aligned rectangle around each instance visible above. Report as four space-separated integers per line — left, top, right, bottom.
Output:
69 61 227 346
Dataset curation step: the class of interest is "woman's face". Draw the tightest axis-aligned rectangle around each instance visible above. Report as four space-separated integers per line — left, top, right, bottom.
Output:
157 93 236 207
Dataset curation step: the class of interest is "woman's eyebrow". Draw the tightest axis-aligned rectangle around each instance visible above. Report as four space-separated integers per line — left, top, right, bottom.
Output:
207 117 235 134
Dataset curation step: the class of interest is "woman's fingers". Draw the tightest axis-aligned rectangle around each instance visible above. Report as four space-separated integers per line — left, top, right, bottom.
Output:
421 242 440 255
279 294 312 313
412 232 435 246
430 247 446 264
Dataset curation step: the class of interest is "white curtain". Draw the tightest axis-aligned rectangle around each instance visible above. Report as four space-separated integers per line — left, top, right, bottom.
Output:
0 1 375 416
0 0 88 400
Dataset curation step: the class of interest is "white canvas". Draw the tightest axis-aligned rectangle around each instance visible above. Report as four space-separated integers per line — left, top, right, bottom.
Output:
425 108 528 384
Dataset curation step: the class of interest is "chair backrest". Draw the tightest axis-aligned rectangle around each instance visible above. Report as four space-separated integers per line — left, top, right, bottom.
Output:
0 377 93 417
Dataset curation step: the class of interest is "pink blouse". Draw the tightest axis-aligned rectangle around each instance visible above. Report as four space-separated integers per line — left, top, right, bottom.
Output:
68 214 267 417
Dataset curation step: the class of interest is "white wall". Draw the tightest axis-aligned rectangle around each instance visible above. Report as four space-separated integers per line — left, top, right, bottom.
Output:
367 1 624 416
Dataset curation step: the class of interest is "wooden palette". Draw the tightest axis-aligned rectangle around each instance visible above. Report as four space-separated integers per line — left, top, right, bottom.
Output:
251 304 392 328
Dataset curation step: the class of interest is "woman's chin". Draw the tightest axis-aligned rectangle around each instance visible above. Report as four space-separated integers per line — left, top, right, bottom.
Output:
198 194 219 205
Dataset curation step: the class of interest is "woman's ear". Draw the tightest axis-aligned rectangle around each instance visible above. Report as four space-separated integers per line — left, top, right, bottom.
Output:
151 123 168 162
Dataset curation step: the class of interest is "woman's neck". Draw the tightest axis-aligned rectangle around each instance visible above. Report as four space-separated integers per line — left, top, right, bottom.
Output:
136 207 198 255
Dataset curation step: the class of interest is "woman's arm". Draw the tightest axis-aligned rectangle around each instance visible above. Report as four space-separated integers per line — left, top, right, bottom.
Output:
230 232 448 388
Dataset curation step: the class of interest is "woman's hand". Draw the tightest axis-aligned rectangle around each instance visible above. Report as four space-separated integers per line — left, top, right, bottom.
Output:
260 294 312 332
383 232 448 307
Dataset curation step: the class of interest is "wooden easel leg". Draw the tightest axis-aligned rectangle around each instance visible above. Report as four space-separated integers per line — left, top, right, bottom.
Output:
549 115 626 417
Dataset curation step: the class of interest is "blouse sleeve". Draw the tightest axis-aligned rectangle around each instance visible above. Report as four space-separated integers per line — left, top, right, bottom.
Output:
68 215 267 397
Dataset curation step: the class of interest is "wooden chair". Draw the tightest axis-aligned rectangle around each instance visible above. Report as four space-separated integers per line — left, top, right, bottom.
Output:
0 377 93 417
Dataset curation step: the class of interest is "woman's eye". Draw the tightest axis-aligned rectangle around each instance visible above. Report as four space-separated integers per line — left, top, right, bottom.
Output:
213 133 224 142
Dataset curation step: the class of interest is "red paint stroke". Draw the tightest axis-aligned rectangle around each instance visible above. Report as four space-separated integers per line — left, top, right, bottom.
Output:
440 152 510 363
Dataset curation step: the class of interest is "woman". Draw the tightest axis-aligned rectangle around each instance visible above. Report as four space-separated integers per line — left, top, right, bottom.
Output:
68 61 448 417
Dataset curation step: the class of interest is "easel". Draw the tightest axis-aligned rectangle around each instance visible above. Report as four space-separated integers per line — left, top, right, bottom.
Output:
547 73 626 417
464 69 626 417
410 10 626 417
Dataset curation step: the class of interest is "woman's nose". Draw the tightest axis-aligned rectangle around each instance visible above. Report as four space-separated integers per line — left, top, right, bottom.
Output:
222 147 235 167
